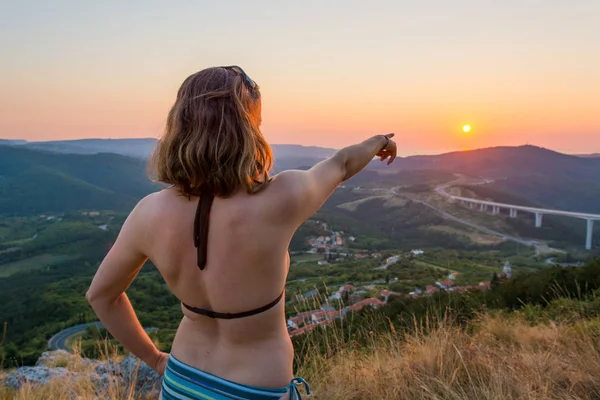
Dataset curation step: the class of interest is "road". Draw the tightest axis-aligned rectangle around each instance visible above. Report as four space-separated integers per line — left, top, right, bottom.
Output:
48 322 158 351
389 185 557 254
374 257 401 270
545 257 584 267
48 321 103 351
435 181 600 221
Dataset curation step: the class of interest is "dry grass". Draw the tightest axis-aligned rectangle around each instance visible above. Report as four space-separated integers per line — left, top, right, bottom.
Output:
1 377 136 400
2 314 600 399
297 313 600 400
0 339 154 400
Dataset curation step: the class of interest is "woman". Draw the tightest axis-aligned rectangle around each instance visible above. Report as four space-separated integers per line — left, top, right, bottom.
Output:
86 65 397 399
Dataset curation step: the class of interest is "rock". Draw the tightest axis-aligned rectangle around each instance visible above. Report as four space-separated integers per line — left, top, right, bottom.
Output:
36 349 102 371
5 366 71 389
88 372 124 393
35 349 76 367
119 354 162 396
5 351 160 398
93 359 117 375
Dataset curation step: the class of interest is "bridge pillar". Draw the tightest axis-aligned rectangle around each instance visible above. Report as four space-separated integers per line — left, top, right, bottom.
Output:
535 213 543 228
586 219 594 250
509 209 518 218
492 206 500 215
480 204 485 211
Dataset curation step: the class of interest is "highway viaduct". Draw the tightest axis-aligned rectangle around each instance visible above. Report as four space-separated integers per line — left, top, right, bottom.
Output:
437 188 600 250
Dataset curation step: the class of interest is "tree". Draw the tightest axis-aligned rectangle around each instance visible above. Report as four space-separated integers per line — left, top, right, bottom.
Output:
385 274 390 285
491 272 500 289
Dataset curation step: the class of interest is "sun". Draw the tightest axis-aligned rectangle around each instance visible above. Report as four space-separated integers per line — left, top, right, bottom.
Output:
462 124 472 133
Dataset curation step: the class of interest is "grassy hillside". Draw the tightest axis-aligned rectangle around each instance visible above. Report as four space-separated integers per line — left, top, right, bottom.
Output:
4 313 600 400
320 187 504 251
4 260 600 399
0 146 160 215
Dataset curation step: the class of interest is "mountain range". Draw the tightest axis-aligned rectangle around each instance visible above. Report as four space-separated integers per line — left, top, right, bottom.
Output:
1 139 600 215
576 154 600 158
0 145 159 215
0 138 338 161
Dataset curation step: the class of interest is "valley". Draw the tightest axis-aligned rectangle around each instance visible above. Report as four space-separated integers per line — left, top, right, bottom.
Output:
1 140 599 368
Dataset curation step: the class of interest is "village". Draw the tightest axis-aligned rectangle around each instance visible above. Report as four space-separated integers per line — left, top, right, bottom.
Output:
286 224 512 337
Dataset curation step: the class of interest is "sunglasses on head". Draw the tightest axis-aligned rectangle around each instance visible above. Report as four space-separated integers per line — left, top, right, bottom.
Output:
222 65 257 89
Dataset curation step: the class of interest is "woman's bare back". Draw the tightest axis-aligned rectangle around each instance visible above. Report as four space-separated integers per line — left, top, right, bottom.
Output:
139 183 296 387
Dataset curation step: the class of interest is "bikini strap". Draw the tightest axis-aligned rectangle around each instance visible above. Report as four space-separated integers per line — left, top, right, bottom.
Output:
194 188 214 270
187 185 285 319
182 289 285 319
288 377 312 399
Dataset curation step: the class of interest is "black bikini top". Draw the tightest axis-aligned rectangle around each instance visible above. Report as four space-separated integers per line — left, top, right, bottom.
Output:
181 190 284 319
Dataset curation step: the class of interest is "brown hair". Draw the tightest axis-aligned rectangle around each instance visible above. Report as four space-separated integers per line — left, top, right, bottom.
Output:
150 67 272 197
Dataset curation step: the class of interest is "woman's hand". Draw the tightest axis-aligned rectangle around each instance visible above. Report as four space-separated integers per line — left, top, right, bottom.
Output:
153 351 170 375
376 133 397 165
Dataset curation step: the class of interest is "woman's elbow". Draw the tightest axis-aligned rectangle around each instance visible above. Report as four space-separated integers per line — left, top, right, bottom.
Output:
85 288 99 305
85 287 111 307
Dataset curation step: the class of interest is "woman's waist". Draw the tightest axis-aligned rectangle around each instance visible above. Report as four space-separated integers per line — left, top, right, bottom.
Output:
170 319 294 386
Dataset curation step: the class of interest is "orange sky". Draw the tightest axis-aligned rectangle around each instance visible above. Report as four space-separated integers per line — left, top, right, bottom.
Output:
1 1 599 155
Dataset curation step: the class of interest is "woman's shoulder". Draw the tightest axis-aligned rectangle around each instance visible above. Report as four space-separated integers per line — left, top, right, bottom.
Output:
267 170 307 192
129 189 179 223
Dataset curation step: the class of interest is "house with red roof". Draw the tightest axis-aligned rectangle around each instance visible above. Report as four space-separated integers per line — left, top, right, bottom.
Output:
380 289 403 302
311 309 343 324
289 324 318 337
348 297 385 312
287 310 316 329
437 280 455 290
426 285 440 295
338 284 355 294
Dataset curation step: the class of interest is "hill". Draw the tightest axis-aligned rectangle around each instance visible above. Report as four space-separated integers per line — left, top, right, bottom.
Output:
0 143 332 215
4 140 600 213
368 145 600 213
575 153 600 158
1 138 337 161
2 138 158 159
0 139 27 146
378 145 600 180
0 146 159 215
5 140 600 178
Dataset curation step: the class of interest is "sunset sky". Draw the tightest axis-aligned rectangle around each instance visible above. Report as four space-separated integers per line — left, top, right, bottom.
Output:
1 1 599 155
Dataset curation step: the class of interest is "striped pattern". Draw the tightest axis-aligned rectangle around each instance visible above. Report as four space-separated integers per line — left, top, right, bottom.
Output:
161 355 310 400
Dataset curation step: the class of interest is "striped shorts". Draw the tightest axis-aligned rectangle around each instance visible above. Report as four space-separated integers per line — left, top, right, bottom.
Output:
161 355 311 400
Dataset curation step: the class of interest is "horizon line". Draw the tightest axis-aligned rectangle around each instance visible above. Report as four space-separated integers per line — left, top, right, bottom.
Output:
2 137 600 157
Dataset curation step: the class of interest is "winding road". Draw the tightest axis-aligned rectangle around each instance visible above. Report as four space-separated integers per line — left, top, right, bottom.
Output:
48 321 103 351
48 322 158 351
